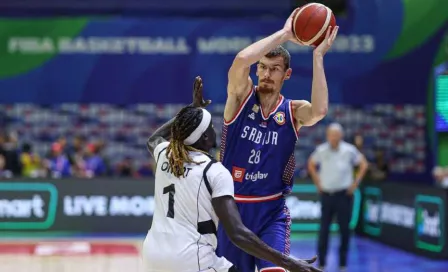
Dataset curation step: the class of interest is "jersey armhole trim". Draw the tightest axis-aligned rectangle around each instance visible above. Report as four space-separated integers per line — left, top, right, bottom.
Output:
202 159 217 195
224 85 254 126
156 147 167 164
288 101 299 139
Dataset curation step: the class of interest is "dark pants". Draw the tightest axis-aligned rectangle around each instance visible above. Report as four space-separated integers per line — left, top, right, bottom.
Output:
317 190 353 267
229 265 239 272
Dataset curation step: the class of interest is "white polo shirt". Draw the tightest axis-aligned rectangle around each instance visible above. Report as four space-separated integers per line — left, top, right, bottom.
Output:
441 177 448 188
311 141 363 193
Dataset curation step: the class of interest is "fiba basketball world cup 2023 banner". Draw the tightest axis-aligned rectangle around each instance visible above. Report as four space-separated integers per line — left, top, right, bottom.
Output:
0 0 446 104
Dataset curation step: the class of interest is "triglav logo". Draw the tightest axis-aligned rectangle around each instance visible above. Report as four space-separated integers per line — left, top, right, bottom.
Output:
231 166 246 183
245 171 268 182
0 183 58 230
414 195 445 253
362 187 382 236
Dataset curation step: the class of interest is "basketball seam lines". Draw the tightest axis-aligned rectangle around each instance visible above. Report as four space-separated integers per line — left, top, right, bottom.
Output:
294 3 332 45
301 6 324 44
293 3 314 42
306 6 332 45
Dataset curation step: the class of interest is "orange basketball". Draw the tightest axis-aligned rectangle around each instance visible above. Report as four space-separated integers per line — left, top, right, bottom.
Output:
291 3 337 46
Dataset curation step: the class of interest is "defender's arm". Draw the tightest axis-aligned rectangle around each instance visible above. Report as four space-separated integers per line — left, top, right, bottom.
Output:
147 76 210 158
146 118 175 158
212 196 321 272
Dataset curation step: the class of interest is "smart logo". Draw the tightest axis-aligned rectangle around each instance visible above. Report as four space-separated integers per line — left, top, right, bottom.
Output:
414 195 445 252
0 183 58 230
362 187 382 236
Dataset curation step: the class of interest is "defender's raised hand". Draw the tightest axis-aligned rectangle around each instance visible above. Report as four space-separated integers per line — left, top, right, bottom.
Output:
192 76 212 108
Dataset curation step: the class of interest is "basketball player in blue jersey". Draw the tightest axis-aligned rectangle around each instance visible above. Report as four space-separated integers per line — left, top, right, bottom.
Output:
217 10 339 272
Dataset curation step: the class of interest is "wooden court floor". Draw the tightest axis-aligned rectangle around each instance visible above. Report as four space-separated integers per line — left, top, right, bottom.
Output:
0 239 145 272
1 236 447 272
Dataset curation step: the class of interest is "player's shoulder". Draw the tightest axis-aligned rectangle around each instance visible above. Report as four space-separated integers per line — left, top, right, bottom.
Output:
206 161 232 179
289 99 310 109
340 141 357 152
154 141 169 159
207 161 229 175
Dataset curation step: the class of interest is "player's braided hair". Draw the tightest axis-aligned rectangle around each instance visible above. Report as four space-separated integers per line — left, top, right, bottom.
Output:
166 106 208 178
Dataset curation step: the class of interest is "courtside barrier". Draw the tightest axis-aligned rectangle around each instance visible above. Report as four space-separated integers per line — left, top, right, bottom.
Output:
0 179 154 234
356 181 448 259
0 179 362 237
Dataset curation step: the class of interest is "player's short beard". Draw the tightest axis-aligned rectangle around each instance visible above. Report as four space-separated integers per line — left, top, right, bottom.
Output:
258 80 276 94
257 86 275 94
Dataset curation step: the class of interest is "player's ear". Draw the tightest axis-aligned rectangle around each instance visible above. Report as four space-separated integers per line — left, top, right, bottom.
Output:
284 68 292 80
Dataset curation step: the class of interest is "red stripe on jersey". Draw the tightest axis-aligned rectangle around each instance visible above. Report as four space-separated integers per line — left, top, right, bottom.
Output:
223 87 253 125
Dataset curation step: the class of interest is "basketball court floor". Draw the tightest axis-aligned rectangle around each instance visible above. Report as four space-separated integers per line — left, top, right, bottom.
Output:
0 235 446 272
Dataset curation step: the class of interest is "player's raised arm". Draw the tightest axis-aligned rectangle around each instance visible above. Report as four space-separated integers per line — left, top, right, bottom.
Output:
147 76 210 158
229 28 288 92
293 26 338 127
225 9 301 119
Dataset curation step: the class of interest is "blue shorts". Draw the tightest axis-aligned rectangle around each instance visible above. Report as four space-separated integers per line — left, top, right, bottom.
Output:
217 197 291 272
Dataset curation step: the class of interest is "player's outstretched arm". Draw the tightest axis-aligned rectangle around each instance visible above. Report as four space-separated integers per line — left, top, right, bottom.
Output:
147 117 175 158
225 9 301 121
293 26 339 127
212 196 322 272
147 76 211 158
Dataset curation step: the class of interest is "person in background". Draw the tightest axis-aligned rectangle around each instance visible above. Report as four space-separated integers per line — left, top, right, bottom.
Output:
307 123 368 271
84 143 106 178
137 159 155 177
68 135 87 177
20 143 43 178
433 166 448 188
57 136 68 154
47 142 71 178
352 134 365 179
0 154 13 179
95 140 112 175
368 149 389 181
353 134 364 152
0 131 22 176
116 156 135 177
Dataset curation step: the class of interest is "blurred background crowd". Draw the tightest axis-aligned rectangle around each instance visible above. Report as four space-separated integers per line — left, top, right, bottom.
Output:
0 0 445 188
0 131 155 179
0 103 441 185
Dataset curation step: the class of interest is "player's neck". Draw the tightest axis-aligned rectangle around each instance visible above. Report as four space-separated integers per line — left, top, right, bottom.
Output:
258 92 281 114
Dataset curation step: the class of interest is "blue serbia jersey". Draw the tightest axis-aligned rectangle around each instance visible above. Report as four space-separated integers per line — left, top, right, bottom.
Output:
220 87 298 197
